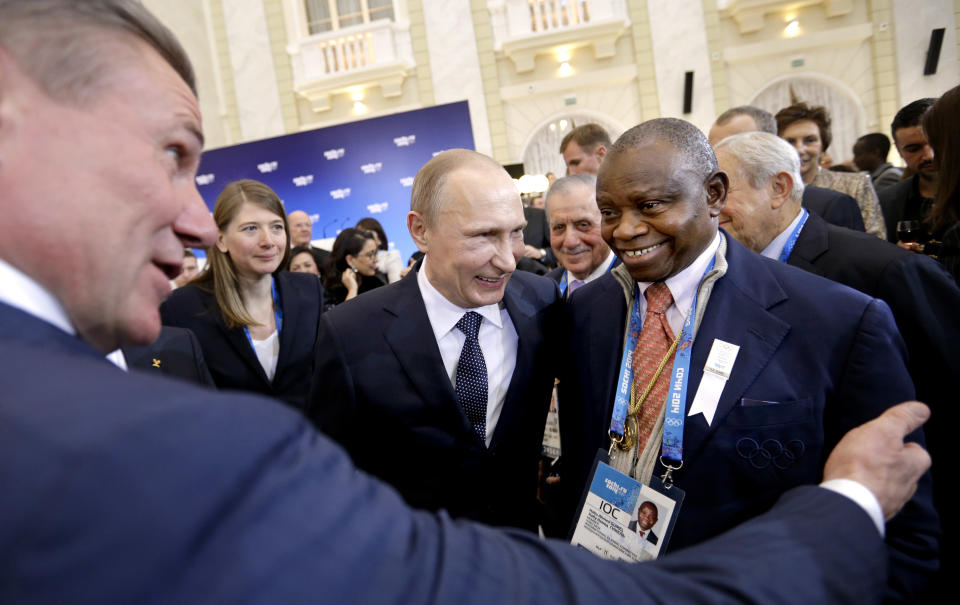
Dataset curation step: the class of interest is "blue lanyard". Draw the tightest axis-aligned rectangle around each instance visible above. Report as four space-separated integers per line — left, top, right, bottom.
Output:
242 278 283 348
558 255 619 296
608 259 715 465
777 208 809 263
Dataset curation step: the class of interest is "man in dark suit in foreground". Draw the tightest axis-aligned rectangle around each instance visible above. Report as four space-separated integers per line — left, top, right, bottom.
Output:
560 118 939 602
716 129 960 592
0 1 936 602
311 149 560 531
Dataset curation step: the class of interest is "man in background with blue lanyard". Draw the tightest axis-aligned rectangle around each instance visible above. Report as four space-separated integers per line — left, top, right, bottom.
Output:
545 174 619 299
716 129 960 598
558 118 939 603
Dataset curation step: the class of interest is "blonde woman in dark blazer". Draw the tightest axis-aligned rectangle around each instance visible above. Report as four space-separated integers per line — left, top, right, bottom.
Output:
161 180 323 411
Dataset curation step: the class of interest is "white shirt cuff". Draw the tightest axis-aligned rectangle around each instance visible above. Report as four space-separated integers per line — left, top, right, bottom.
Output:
820 479 885 537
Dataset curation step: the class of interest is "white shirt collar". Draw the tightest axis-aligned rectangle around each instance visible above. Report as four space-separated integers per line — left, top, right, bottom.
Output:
575 249 617 285
636 232 721 314
0 258 75 336
760 208 805 261
416 255 505 342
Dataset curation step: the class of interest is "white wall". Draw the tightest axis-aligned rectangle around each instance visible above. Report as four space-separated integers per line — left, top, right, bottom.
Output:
421 1 493 156
647 0 716 132
892 0 958 104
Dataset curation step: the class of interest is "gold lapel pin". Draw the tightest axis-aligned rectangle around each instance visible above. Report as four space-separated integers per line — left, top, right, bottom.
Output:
152 358 162 368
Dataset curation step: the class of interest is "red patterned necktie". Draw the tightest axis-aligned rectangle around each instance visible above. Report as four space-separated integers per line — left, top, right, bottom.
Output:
631 282 676 455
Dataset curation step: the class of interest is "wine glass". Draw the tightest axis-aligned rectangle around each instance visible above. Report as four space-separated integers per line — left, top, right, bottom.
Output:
897 220 922 243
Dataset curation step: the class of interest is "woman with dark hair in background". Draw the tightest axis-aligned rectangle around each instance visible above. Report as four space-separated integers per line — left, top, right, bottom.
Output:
161 179 323 411
922 85 960 283
322 227 384 309
288 245 322 277
356 217 403 283
776 102 886 239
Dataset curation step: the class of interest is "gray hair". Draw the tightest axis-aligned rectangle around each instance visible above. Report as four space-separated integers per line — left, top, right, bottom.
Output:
610 118 717 181
0 0 195 104
714 106 777 135
410 149 507 226
715 131 804 202
545 173 596 212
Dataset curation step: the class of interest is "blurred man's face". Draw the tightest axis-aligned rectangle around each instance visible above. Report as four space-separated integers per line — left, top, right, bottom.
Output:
288 211 313 247
0 42 216 352
563 140 606 175
708 114 758 147
894 126 937 183
852 140 881 173
173 255 200 287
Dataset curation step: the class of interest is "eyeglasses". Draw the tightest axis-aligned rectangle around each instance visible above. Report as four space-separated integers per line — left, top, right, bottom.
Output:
359 250 378 259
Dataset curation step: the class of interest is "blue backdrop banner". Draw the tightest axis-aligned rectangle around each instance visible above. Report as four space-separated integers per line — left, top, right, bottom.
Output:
195 101 475 262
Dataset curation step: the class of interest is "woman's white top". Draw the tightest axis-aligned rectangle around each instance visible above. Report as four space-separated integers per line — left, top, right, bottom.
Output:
251 330 279 381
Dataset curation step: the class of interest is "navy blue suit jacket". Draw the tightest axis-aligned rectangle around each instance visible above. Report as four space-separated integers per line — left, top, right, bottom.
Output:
160 271 323 411
0 301 888 603
122 326 215 387
787 213 960 416
787 213 960 581
803 185 866 232
310 269 560 530
559 232 938 602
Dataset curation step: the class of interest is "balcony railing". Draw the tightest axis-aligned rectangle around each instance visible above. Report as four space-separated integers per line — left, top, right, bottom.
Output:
527 0 591 33
291 19 410 81
488 0 629 73
492 0 626 39
289 18 413 112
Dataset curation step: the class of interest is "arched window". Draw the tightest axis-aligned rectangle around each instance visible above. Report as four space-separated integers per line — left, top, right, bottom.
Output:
522 113 622 176
750 76 867 165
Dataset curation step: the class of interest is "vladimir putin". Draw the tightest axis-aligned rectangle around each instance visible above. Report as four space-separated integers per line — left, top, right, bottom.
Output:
310 149 560 531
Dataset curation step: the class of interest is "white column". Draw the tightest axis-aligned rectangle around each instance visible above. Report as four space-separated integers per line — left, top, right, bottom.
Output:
891 0 958 104
420 2 493 156
646 0 717 133
222 0 286 140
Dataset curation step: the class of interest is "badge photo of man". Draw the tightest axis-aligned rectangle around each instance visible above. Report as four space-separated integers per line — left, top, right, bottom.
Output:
628 500 660 545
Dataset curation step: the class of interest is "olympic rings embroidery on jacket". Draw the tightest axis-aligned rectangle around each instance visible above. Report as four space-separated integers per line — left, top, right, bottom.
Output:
735 437 806 470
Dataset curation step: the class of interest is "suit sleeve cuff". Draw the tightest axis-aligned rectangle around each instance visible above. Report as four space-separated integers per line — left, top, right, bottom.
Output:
820 479 885 537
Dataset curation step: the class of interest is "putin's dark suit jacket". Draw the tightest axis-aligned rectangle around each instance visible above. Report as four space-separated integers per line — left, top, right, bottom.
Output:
122 326 215 387
0 300 888 604
559 232 938 603
159 271 323 412
787 212 960 581
310 268 561 531
803 185 866 232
